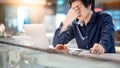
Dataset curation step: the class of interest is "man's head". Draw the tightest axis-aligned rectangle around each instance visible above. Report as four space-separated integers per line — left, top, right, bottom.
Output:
69 0 95 11
68 0 95 21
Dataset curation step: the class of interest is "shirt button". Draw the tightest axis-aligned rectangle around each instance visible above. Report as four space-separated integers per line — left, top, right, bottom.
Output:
86 46 89 49
86 36 88 39
67 31 70 34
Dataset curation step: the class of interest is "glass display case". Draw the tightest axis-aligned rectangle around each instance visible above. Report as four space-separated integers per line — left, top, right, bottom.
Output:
0 37 120 68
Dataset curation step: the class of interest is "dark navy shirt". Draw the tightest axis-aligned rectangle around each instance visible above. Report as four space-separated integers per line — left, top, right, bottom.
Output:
53 12 116 53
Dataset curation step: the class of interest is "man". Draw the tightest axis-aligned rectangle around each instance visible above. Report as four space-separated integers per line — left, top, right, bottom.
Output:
53 0 116 54
0 24 6 38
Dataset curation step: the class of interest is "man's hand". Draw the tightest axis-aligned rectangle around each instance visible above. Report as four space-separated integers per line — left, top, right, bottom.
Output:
64 7 80 24
55 44 69 53
61 6 80 33
90 43 105 54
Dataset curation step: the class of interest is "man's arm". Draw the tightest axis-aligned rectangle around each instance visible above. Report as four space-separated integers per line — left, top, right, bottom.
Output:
99 13 115 53
90 13 115 54
53 7 79 47
53 23 75 47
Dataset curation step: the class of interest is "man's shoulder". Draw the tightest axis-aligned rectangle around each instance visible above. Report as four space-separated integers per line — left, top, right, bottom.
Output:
95 11 112 18
95 11 113 26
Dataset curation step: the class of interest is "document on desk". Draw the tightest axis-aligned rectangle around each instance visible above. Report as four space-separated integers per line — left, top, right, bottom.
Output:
69 48 120 62
69 48 90 55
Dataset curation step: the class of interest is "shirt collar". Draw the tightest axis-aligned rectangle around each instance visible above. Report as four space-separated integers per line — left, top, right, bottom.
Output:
74 12 97 26
75 18 83 26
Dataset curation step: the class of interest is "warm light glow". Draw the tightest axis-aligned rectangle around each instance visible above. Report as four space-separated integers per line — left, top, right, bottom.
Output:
17 7 25 32
3 0 47 6
94 8 103 12
19 0 46 5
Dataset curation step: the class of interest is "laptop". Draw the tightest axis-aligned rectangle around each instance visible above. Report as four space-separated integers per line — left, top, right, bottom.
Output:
23 24 49 49
23 24 87 53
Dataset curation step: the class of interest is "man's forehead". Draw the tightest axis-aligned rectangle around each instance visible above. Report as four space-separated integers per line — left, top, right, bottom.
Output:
71 0 82 7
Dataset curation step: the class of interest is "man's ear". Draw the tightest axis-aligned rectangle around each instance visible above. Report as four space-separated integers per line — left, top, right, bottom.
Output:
88 4 92 10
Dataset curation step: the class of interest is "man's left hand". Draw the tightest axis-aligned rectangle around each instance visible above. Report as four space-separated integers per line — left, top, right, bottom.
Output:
90 43 105 54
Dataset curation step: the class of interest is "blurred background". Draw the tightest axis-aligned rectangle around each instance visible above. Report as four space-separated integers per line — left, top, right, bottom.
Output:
0 0 120 68
0 0 120 48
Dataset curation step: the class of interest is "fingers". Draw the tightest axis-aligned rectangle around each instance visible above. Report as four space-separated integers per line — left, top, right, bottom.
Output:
73 7 80 14
72 5 81 10
72 7 79 12
64 6 81 25
72 6 81 13
69 6 80 16
90 43 98 54
55 44 64 50
98 47 104 54
63 45 69 51
90 43 105 54
55 44 69 53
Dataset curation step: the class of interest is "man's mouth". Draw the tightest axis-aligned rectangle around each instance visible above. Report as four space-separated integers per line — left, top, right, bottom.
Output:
78 15 82 17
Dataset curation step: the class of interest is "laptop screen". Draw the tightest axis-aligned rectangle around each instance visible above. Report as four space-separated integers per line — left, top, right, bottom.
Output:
24 24 49 49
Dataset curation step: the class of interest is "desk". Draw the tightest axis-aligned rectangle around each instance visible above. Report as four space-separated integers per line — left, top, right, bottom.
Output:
0 37 120 68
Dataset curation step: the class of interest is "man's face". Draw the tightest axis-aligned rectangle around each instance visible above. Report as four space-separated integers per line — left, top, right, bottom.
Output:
71 0 91 21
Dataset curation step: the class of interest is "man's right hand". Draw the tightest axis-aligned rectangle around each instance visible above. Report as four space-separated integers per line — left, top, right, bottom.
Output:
61 7 80 32
64 7 80 25
55 44 69 53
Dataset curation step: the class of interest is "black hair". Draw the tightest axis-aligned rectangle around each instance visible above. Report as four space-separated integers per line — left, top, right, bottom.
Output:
68 0 95 11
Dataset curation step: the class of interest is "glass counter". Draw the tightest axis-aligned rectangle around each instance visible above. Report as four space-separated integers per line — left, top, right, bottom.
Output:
0 37 120 68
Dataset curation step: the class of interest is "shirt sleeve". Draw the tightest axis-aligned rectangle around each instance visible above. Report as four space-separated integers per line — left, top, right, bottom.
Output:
53 22 75 47
99 13 115 53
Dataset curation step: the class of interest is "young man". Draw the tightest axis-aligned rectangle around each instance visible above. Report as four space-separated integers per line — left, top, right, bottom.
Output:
53 0 116 54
